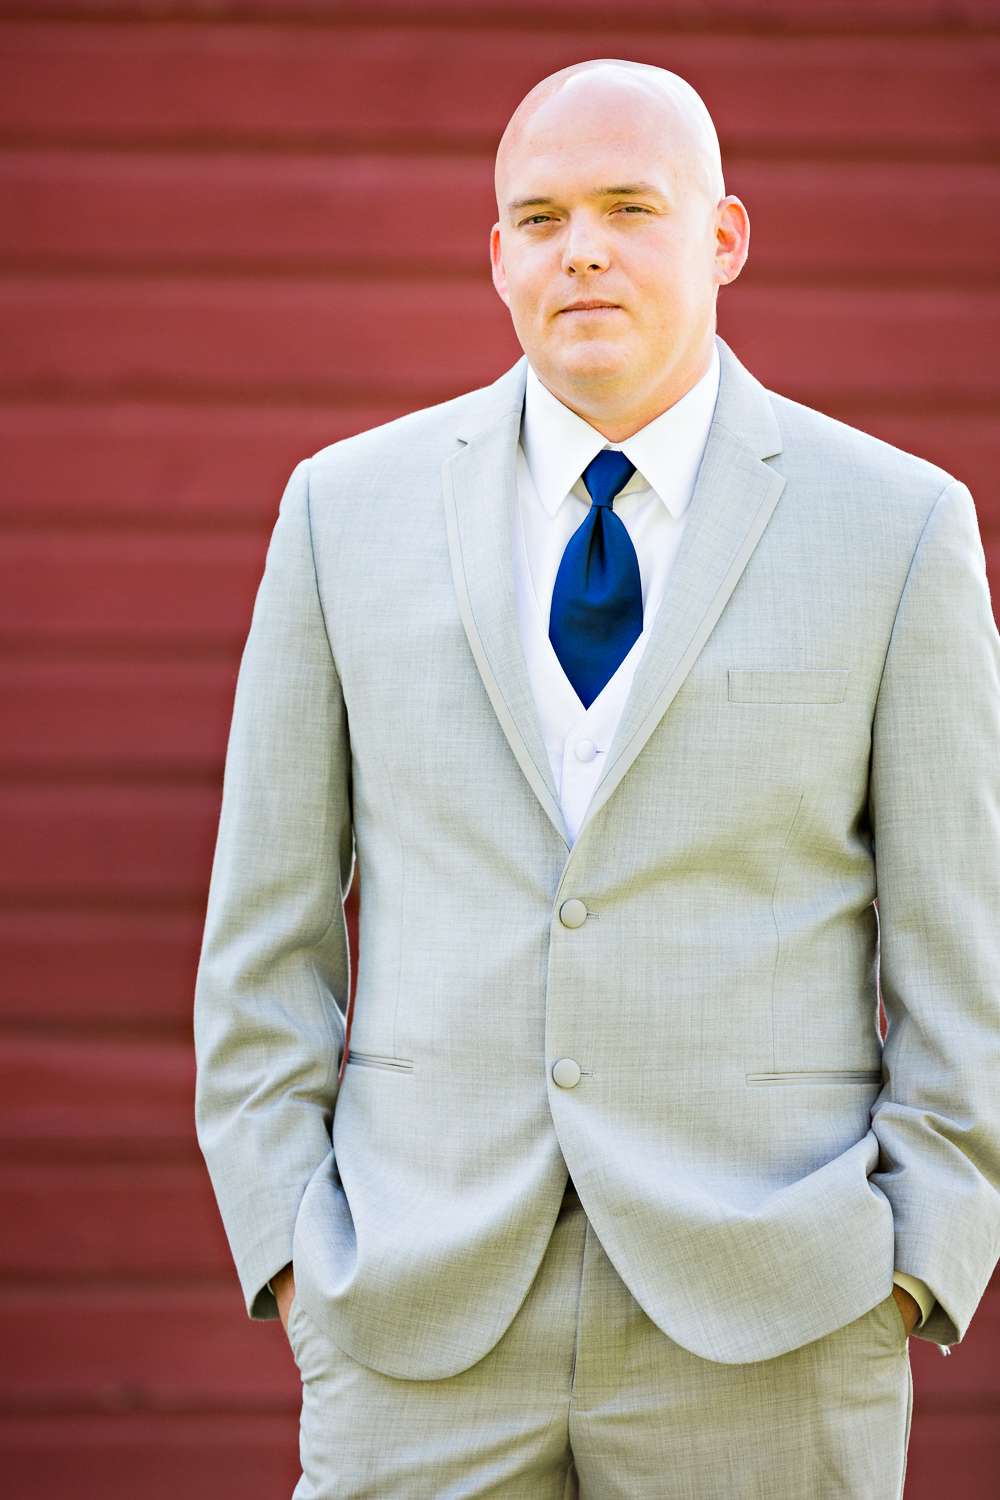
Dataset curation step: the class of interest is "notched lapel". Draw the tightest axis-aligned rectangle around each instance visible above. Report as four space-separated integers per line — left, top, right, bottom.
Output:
578 353 786 841
443 384 569 846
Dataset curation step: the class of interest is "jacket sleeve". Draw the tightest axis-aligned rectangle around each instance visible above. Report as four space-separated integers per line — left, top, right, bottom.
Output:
194 459 353 1319
870 478 1000 1346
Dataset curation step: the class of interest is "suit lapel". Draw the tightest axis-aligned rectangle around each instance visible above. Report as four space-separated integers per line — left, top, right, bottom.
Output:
442 362 570 846
577 345 786 841
441 345 787 850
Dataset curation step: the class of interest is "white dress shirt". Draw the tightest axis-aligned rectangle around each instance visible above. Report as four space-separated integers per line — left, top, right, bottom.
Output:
514 347 720 846
512 349 935 1330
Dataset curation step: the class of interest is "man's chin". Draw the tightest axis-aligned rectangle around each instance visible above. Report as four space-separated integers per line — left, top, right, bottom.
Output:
540 343 635 390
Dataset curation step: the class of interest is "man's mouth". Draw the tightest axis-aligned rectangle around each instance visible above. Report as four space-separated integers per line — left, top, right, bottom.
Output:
558 300 621 315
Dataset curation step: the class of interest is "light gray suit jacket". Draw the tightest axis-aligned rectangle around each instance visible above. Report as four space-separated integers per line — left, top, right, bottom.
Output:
195 340 1000 1378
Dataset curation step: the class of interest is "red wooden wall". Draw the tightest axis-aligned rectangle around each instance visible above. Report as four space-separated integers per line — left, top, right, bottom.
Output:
1 3 998 1496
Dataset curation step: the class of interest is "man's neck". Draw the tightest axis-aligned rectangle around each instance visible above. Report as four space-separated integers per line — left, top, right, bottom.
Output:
535 343 715 443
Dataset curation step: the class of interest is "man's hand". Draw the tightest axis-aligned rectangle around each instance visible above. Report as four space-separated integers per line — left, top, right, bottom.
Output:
271 1262 296 1335
892 1283 920 1337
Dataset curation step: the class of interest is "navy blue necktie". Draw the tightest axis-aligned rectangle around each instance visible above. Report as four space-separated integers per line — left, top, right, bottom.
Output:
549 449 643 709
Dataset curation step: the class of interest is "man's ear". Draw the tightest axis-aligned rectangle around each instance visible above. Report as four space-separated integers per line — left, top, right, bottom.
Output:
714 196 750 286
491 224 511 307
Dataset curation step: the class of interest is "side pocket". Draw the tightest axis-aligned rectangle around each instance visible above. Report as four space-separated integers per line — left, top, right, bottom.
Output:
286 1293 331 1386
346 1051 413 1074
746 1070 882 1087
876 1291 911 1354
286 1294 305 1367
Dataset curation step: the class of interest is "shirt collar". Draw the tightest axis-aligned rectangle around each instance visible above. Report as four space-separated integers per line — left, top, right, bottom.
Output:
521 344 721 521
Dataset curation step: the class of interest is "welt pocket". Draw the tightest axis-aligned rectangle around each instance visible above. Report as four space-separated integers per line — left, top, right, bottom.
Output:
728 669 850 704
345 1051 413 1074
746 1070 881 1088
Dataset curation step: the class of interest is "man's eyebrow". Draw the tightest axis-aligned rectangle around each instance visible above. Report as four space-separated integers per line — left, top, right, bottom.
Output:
507 184 663 212
596 183 662 196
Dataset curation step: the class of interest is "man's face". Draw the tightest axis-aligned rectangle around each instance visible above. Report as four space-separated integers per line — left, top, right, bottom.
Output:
492 80 735 411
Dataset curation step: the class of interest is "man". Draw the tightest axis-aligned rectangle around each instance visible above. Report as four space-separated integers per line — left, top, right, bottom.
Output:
195 60 1000 1498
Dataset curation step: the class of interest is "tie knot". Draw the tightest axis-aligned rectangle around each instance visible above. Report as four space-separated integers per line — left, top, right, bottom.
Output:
582 449 636 509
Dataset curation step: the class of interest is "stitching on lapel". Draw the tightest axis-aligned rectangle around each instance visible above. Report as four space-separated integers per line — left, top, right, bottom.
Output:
576 467 787 841
442 455 570 848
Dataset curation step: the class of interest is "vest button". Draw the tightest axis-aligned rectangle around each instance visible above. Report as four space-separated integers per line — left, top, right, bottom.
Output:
575 739 597 763
559 899 588 929
551 1058 582 1089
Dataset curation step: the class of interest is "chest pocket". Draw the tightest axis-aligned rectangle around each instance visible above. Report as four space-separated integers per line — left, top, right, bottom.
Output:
728 670 850 705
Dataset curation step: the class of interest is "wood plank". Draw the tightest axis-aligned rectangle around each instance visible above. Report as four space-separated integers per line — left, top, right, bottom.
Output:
716 285 1000 406
0 274 521 403
0 531 265 646
0 891 357 1026
3 1279 986 1420
728 161 1000 283
0 1286 299 1409
0 785 220 905
0 1413 299 1500
0 660 237 771
0 910 203 1026
0 150 497 274
2 1404 993 1500
0 1281 992 1419
5 1 1000 29
4 151 997 282
0 1163 233 1277
0 1036 199 1160
4 276 999 405
0 25 997 155
1 403 998 533
0 401 400 527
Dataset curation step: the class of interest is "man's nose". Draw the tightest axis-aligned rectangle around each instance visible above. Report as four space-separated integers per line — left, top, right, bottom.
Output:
561 218 611 276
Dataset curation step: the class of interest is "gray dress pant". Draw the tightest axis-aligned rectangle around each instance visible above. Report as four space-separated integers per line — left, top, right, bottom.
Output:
287 1190 912 1500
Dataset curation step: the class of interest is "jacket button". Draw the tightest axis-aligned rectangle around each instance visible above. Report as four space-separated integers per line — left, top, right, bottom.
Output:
551 1058 582 1089
559 899 588 928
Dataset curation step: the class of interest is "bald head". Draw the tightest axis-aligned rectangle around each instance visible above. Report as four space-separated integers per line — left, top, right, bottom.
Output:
489 58 747 440
496 60 725 209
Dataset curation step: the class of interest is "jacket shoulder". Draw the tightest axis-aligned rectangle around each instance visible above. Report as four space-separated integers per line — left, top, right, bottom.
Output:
767 391 958 513
305 364 525 488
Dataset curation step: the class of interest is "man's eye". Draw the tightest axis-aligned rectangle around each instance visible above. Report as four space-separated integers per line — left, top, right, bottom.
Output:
619 204 651 214
522 215 554 225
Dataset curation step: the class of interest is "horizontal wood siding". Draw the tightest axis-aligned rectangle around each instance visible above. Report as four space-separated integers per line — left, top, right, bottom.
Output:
0 3 997 1495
